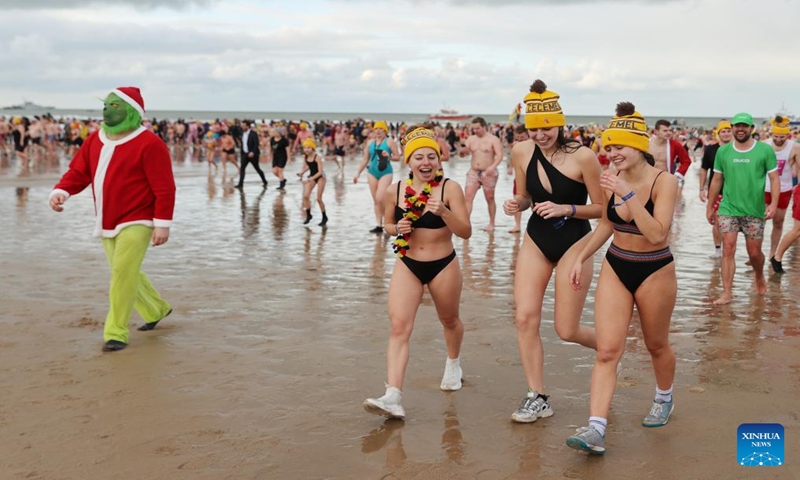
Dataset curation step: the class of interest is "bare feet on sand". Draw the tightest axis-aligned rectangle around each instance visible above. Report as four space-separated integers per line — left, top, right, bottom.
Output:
755 277 767 295
483 224 495 232
712 294 732 305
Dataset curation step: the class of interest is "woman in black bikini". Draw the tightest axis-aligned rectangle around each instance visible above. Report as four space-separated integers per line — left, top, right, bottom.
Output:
363 127 471 420
502 80 603 423
565 103 679 455
297 139 327 226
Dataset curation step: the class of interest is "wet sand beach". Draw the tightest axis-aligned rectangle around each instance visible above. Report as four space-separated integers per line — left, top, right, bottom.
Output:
1 148 799 479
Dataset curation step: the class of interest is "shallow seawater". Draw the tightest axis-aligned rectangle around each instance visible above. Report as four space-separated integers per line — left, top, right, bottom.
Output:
1 145 799 479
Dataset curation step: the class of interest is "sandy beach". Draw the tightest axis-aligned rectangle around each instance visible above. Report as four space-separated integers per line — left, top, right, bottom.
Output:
2 147 799 480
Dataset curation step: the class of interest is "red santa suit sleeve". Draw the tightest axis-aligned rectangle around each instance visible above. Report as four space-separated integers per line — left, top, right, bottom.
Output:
50 136 94 200
669 139 691 178
142 139 176 227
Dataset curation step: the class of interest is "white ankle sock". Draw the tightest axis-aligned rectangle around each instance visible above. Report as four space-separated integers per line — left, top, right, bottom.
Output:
655 385 673 402
588 416 607 436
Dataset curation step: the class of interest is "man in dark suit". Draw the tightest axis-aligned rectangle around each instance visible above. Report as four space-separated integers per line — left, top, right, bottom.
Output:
236 121 268 189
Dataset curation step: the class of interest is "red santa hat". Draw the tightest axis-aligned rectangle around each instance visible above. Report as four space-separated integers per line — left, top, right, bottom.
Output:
111 86 145 117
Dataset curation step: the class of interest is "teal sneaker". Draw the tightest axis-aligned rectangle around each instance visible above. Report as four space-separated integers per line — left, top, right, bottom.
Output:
642 399 674 427
566 426 606 455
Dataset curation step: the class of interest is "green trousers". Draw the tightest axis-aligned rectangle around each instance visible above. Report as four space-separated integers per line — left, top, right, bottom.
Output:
101 225 171 343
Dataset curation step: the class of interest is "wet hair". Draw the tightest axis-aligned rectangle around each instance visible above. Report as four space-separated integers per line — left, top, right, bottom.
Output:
643 152 655 166
471 117 487 127
514 124 528 134
550 128 581 154
654 119 671 130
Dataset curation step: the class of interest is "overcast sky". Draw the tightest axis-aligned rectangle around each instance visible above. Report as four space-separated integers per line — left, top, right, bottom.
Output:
1 0 798 117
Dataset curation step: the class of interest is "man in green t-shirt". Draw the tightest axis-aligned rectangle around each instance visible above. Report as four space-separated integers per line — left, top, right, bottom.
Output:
706 112 779 305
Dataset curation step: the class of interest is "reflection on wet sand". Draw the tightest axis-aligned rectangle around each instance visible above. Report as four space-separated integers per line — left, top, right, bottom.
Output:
1 148 799 478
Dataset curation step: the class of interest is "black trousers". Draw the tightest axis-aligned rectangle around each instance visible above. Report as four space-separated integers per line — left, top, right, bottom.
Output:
239 153 267 186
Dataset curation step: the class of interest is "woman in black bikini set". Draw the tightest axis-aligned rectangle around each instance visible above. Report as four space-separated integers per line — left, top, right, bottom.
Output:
566 103 679 455
503 80 604 423
363 127 471 420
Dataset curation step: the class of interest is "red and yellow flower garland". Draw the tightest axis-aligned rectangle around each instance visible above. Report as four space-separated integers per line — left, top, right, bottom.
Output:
393 170 444 258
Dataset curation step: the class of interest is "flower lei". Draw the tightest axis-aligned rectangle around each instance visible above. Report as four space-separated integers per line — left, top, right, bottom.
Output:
393 170 444 258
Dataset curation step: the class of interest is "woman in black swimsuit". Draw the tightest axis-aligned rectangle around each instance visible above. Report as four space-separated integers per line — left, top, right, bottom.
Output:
297 139 327 226
565 103 679 455
502 80 603 424
363 127 471 420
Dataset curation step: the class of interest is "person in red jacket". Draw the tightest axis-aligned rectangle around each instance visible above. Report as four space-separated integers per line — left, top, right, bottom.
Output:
49 87 175 352
649 119 691 183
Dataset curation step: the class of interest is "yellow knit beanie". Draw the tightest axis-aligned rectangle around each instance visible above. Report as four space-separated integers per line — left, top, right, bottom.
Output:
523 79 565 129
603 102 650 153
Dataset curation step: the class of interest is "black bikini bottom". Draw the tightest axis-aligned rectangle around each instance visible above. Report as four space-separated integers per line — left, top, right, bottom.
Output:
400 251 457 285
605 244 673 294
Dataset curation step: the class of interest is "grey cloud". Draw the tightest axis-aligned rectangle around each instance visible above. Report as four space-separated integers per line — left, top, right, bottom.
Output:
0 0 217 10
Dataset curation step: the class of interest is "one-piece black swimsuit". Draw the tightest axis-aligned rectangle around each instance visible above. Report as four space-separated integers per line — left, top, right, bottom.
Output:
525 145 591 263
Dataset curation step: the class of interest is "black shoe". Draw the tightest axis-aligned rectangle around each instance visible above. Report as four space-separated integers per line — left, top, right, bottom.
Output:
234 184 243 189
770 256 785 273
369 226 383 234
262 181 268 189
277 180 286 190
318 212 328 226
303 210 313 225
102 340 128 352
138 308 171 331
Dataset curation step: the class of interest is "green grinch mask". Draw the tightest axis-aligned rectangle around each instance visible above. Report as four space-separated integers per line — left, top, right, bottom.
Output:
101 93 142 135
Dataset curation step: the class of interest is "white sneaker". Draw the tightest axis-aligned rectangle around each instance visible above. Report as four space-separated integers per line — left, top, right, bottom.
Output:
440 357 463 391
709 249 722 259
364 385 406 419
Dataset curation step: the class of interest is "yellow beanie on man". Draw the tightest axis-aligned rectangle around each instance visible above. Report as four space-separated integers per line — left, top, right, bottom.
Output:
772 116 791 135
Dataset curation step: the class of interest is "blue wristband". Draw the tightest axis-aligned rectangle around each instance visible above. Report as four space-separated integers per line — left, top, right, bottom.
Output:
612 191 635 209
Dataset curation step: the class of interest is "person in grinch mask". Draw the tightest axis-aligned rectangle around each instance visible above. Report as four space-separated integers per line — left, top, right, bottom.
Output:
49 87 175 352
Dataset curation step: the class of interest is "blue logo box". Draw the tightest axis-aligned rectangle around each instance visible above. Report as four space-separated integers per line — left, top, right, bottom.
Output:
738 423 784 467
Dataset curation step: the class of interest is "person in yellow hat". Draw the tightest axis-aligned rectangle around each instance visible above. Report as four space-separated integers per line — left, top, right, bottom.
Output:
363 127 471 420
353 120 400 233
565 102 680 455
762 116 800 263
767 116 800 273
292 121 314 154
699 120 732 258
502 79 603 425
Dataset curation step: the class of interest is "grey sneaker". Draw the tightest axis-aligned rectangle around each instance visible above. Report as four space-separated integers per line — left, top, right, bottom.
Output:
510 393 553 423
642 398 674 427
566 426 606 454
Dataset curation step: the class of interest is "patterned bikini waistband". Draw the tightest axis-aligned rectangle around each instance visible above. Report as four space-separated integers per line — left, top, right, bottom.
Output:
607 244 672 262
612 223 643 235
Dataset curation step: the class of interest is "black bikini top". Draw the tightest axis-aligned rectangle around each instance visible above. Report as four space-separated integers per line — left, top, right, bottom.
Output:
395 178 449 229
607 171 663 235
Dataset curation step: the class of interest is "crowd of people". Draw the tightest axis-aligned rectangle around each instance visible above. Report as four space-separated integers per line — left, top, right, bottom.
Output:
4 81 799 457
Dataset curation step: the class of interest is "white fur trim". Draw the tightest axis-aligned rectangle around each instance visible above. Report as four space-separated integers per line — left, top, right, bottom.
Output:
101 220 154 238
153 219 172 228
112 89 145 117
93 127 148 237
49 189 71 201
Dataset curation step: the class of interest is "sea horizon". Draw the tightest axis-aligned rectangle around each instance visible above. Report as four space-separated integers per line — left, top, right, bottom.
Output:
0 106 769 128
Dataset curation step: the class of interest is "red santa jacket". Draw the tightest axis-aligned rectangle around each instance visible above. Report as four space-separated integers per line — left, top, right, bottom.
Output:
666 138 691 178
50 127 175 238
